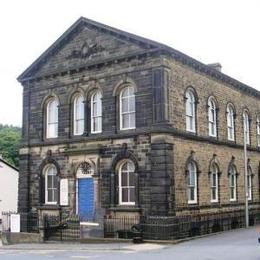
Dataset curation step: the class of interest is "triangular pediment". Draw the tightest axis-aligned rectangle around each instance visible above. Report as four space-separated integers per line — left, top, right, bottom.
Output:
18 17 161 81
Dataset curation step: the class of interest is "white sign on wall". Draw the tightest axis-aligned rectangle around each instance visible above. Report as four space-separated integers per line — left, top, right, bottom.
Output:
60 178 69 206
10 214 20 233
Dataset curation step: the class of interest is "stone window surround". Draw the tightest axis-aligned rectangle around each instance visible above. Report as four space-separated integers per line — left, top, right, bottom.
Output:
44 164 58 205
207 96 218 138
45 96 59 139
226 103 236 142
184 87 198 134
38 155 61 206
110 147 139 208
73 93 85 136
118 159 135 206
227 156 239 203
90 90 102 134
185 151 200 206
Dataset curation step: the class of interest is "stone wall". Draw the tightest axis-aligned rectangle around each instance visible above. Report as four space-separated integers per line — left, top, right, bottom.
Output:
166 58 260 148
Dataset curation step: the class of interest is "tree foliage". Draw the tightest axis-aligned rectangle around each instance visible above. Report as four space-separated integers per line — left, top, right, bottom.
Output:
0 124 21 168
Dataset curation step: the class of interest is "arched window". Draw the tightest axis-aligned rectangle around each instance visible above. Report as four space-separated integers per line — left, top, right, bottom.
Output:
227 104 235 141
257 116 260 147
91 91 102 133
208 97 217 137
243 110 250 145
73 94 85 135
210 163 219 202
229 165 237 201
44 164 58 204
247 166 253 201
120 85 136 130
187 161 197 204
46 98 59 138
185 89 196 132
118 160 135 205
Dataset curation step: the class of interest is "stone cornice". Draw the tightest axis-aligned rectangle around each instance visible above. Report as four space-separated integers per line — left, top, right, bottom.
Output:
20 125 260 153
19 49 160 84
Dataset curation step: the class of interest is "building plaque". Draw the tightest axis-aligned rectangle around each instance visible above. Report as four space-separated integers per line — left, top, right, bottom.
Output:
60 178 69 206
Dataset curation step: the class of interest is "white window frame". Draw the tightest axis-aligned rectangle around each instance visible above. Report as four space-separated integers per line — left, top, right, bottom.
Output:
210 164 219 203
208 97 217 137
73 94 85 136
187 162 197 204
185 90 196 133
243 110 250 145
247 167 252 201
257 116 260 147
45 165 58 205
227 104 235 141
119 86 136 130
91 91 102 134
118 160 135 206
46 98 59 139
229 166 237 202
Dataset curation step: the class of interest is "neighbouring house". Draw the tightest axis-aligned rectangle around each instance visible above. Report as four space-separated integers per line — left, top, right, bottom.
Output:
17 17 260 238
0 156 18 220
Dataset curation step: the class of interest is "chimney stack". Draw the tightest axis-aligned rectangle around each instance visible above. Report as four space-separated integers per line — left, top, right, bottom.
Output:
207 63 222 72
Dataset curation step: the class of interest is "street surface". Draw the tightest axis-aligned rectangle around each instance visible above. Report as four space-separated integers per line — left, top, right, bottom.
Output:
1 227 260 259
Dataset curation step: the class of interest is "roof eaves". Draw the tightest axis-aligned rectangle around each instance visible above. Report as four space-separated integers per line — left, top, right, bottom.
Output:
0 158 19 172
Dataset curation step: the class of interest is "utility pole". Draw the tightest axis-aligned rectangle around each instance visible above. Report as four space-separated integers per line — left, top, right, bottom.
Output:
243 114 249 228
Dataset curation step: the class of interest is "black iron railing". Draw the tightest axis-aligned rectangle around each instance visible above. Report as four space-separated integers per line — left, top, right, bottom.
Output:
104 215 140 238
103 208 260 240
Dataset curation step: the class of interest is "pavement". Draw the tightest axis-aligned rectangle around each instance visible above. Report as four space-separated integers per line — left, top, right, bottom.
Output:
0 227 260 259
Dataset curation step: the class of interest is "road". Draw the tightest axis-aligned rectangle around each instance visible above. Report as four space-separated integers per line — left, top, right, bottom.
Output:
1 227 260 259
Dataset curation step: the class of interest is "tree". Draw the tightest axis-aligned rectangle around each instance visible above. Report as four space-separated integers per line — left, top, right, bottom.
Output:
0 124 21 168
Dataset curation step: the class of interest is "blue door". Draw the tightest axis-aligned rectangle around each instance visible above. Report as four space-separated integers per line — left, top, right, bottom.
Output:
78 178 94 221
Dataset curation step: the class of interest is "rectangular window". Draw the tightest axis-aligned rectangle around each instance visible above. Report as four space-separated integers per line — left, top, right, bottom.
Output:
73 96 85 136
187 165 197 204
185 98 195 132
91 92 102 133
45 171 58 204
227 116 234 141
210 172 218 202
119 166 135 205
120 87 136 130
257 120 260 147
243 112 250 145
46 99 58 138
229 174 236 201
247 175 252 201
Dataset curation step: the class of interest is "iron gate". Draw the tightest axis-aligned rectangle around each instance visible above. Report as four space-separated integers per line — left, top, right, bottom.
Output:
43 213 80 241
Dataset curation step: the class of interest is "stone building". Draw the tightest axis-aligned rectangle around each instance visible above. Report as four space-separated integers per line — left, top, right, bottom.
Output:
17 17 260 233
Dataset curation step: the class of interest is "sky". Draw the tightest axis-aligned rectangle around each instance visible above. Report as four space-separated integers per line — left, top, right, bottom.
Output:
0 0 260 127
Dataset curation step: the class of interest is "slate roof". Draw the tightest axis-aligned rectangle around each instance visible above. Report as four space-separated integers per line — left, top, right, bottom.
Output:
17 16 260 98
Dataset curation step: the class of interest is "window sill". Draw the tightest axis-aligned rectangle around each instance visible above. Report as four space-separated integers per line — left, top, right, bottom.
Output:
90 131 102 135
210 200 219 204
188 201 197 205
119 127 136 131
186 130 196 135
208 135 217 139
37 204 61 210
109 206 141 212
